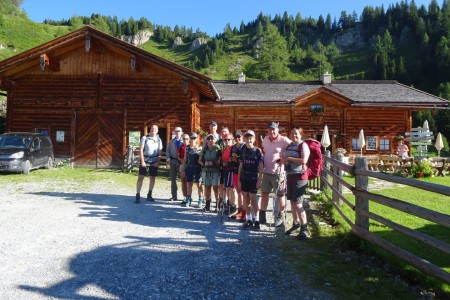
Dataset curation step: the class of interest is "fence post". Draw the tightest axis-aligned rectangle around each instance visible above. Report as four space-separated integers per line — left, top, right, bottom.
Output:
125 145 133 171
332 153 343 206
355 157 369 230
320 150 331 191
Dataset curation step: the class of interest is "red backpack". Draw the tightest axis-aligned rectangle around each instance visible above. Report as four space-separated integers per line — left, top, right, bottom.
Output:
301 139 323 180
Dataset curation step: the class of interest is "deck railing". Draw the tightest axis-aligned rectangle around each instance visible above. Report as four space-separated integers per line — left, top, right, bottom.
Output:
318 153 450 284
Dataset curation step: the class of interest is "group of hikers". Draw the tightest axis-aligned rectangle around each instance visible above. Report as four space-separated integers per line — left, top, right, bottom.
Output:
134 121 311 240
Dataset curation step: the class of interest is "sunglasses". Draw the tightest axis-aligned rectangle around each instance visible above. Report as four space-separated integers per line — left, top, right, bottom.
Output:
235 136 242 139
206 137 214 140
190 137 196 139
224 138 232 141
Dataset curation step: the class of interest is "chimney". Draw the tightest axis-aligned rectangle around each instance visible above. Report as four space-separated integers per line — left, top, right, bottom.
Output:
238 72 246 84
321 72 331 85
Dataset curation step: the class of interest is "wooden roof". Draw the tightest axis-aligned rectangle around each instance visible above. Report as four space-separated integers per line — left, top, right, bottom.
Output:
0 26 217 100
212 80 449 108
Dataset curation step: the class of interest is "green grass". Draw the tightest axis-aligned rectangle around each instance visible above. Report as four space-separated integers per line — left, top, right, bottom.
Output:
308 175 450 298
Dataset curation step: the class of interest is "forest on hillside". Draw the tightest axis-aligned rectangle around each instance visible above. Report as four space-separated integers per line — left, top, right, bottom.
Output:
0 0 449 144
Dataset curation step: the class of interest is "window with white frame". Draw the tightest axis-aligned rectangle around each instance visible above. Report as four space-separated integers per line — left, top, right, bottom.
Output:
379 139 390 151
352 138 361 150
367 136 377 150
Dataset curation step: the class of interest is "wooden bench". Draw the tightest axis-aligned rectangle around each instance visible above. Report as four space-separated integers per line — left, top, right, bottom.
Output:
366 156 380 171
432 157 449 177
378 155 403 172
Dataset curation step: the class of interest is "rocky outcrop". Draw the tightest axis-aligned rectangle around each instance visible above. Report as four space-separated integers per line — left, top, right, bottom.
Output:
172 36 183 48
335 24 366 51
190 37 207 51
121 30 153 46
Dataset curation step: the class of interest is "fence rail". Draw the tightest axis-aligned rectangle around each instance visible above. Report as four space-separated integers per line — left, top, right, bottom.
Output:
320 154 450 284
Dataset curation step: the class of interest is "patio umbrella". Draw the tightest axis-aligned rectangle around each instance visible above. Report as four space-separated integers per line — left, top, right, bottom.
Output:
435 132 444 157
357 129 365 156
321 125 331 150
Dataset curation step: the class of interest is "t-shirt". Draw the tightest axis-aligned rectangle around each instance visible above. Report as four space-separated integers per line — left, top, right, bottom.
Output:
231 143 245 173
141 135 162 164
178 144 186 160
186 146 202 166
222 146 232 163
240 146 263 175
261 135 291 174
200 144 222 172
284 142 310 174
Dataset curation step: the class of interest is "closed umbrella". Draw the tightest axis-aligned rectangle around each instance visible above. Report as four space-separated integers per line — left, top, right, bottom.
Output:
357 129 365 156
435 132 444 157
321 125 331 149
423 120 431 152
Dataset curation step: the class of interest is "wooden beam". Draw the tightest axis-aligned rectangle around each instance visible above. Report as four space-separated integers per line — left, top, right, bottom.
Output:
0 77 16 89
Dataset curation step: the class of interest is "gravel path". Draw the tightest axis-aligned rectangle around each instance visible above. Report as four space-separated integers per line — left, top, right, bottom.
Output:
0 177 331 300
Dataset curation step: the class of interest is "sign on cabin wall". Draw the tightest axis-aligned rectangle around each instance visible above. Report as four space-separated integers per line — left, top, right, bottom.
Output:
56 131 65 142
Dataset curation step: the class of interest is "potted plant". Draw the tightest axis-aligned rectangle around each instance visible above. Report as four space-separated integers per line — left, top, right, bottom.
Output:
411 158 434 178
396 134 404 141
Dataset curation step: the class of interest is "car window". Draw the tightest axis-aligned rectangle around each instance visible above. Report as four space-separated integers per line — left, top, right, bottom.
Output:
41 137 52 148
0 136 32 149
32 138 41 150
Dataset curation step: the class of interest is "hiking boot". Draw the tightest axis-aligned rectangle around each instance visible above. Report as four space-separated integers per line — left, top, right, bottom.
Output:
243 220 253 230
228 205 238 217
169 197 177 202
233 208 243 220
203 200 211 212
147 193 155 202
285 222 300 236
259 210 267 224
181 197 190 207
297 225 311 240
197 198 203 208
275 213 285 227
253 221 261 230
135 193 140 204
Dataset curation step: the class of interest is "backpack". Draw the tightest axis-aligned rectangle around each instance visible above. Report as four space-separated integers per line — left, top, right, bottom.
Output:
201 144 221 164
300 139 323 180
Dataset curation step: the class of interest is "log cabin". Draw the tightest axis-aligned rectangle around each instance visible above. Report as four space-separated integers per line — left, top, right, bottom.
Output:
0 26 448 168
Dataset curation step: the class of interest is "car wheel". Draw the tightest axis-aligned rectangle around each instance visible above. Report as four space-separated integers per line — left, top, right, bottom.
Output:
23 160 31 175
45 157 53 169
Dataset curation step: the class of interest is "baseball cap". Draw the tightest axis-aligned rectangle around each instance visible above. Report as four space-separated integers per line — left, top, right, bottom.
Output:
209 121 217 126
244 130 255 137
174 127 182 132
189 132 198 138
234 130 243 137
268 122 279 129
205 133 214 139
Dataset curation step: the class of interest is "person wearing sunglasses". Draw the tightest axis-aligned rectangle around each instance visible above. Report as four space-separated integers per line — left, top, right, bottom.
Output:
181 132 203 207
199 133 222 211
230 130 245 220
221 133 236 215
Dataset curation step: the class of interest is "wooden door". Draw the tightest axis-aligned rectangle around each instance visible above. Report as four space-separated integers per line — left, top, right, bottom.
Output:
75 111 123 168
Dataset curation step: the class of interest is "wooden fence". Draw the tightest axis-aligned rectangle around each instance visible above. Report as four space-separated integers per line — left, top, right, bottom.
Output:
318 153 450 284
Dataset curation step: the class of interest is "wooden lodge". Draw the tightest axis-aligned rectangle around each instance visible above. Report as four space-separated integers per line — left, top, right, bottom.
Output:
0 26 448 168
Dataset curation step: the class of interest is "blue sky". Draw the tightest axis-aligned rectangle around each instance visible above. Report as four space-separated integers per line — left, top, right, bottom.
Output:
22 0 433 36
